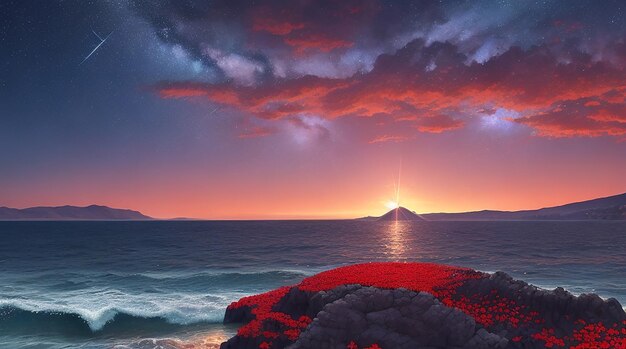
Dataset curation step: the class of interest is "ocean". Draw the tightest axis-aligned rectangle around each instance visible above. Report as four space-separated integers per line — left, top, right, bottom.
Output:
1 220 625 348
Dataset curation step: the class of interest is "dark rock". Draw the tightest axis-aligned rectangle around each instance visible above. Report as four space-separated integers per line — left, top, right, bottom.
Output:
288 287 504 349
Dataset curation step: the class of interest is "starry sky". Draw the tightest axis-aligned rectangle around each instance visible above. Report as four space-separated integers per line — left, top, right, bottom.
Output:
1 0 625 219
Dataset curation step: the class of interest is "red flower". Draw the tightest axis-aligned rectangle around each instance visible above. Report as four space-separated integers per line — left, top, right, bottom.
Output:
225 263 626 349
364 344 382 349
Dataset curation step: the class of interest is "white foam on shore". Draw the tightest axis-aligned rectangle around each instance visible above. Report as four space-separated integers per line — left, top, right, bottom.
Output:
112 329 236 349
0 289 244 331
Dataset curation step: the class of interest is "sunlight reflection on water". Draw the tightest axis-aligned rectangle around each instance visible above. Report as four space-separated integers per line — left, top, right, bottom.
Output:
383 221 413 260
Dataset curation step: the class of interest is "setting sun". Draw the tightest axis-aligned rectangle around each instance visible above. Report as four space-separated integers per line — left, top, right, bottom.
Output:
385 201 400 210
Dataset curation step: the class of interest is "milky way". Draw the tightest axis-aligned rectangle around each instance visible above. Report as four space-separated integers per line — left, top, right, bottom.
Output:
134 0 626 139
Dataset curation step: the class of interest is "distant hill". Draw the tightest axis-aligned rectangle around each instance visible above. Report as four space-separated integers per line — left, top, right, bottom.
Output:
378 207 425 221
355 207 425 221
422 192 626 221
0 205 152 220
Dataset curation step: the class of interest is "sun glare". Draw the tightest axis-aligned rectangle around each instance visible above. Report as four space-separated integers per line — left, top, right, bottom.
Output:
385 201 399 210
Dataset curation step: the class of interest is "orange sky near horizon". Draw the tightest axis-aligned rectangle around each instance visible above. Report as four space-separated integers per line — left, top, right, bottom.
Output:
4 180 624 220
3 133 625 219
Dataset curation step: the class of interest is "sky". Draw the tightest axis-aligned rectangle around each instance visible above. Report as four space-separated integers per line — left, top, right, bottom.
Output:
1 0 625 219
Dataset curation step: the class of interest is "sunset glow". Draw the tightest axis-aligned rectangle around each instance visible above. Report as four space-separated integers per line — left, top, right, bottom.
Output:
1 1 624 219
385 201 400 210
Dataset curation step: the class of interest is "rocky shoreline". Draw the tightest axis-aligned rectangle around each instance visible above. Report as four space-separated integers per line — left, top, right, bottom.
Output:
219 263 626 349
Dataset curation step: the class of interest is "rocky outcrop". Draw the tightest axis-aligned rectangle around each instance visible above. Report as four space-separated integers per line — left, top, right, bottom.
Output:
290 286 507 349
219 263 626 349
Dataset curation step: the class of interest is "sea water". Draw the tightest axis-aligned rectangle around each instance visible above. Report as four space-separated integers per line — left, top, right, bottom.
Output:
1 220 625 348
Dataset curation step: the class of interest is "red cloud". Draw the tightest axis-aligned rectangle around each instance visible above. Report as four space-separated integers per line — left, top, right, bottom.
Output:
514 91 626 137
154 40 625 140
283 35 353 54
253 18 305 36
415 115 465 134
158 86 209 99
238 126 275 139
245 1 381 55
553 20 584 33
250 5 305 36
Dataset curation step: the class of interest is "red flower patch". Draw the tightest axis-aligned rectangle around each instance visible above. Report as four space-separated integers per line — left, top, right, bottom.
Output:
364 344 382 349
345 341 382 349
441 289 541 328
298 262 482 296
225 262 626 349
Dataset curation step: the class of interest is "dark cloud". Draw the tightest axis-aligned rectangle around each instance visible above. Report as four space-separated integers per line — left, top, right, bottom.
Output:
130 0 446 83
135 0 626 140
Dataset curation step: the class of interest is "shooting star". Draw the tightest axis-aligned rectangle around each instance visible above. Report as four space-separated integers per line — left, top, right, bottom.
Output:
80 30 113 65
209 106 221 115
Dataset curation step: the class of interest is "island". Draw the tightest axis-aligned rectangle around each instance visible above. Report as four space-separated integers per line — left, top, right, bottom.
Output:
219 262 626 349
360 192 626 221
0 205 152 220
377 207 425 221
423 192 626 221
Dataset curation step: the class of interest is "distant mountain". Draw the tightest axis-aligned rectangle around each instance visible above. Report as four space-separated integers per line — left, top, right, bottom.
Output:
377 207 425 221
422 192 626 221
0 205 152 220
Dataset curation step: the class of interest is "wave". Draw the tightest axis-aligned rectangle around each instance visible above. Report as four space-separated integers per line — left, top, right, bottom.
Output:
120 269 312 280
0 304 224 336
0 270 312 295
96 270 311 289
0 269 313 336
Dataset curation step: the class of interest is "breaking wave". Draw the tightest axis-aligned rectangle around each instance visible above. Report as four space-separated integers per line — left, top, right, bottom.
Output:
0 270 310 335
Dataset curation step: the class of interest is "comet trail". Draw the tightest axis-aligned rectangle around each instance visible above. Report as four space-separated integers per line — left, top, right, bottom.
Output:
80 30 113 65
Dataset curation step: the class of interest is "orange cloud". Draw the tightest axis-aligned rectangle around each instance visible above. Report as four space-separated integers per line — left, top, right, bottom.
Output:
368 135 410 144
